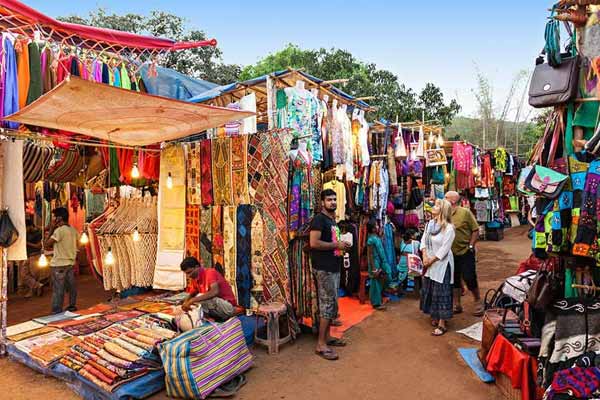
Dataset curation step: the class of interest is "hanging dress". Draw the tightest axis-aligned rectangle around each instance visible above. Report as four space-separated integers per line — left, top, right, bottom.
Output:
288 148 313 239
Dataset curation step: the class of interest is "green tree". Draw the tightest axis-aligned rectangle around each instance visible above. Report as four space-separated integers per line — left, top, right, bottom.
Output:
58 9 241 85
240 44 459 124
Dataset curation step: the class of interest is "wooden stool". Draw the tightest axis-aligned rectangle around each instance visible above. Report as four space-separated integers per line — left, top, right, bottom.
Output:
254 302 292 354
358 271 369 304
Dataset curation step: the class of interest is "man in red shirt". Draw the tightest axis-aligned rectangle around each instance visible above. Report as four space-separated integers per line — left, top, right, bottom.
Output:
180 257 237 321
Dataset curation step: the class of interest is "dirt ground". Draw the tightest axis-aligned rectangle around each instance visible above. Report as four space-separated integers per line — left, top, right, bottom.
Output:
0 225 532 400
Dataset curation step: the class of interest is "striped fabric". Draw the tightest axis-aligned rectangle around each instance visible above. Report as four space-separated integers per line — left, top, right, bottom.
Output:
159 318 253 399
22 141 54 182
47 148 84 182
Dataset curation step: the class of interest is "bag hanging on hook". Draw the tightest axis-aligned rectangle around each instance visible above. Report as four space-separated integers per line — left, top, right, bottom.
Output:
0 209 18 248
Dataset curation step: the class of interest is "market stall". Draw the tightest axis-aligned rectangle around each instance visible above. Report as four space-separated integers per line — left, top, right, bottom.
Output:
0 1 256 399
478 3 600 399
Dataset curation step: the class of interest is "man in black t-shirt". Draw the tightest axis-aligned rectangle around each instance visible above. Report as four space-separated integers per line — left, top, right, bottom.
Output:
309 188 351 361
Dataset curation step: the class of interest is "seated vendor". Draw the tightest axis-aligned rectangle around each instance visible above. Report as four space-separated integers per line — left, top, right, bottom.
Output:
180 257 238 321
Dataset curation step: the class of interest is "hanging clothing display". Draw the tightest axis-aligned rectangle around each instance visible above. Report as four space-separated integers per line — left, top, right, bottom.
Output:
236 205 253 308
199 140 213 206
230 135 250 205
211 137 233 205
2 140 27 261
322 179 346 222
3 37 19 129
153 145 186 291
239 93 257 135
185 142 202 205
185 205 200 260
199 206 213 269
223 205 238 301
288 146 313 239
22 141 54 183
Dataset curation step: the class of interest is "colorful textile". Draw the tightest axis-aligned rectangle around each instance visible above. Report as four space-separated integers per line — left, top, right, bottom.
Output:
230 135 250 204
30 335 81 366
16 38 30 110
288 148 313 239
47 149 84 182
185 205 201 260
366 234 392 307
200 207 213 268
134 302 171 314
154 145 186 291
247 130 293 302
223 206 238 301
103 310 145 323
61 317 113 336
3 38 19 129
26 41 42 105
250 209 264 292
8 326 56 342
211 137 233 205
236 205 253 308
212 206 224 269
23 142 54 183
159 318 253 400
186 142 202 205
200 140 213 206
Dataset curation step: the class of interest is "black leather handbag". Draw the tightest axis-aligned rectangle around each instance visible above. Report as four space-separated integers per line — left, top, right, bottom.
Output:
528 54 580 108
0 210 18 248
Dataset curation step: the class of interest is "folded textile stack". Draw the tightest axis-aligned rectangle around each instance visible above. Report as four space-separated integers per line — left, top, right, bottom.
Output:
59 318 176 392
159 292 189 305
14 330 82 367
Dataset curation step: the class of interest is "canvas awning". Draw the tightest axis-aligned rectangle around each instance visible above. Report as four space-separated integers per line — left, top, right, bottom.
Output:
4 77 255 146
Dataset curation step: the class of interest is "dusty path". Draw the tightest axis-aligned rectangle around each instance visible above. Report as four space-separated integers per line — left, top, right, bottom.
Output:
0 225 532 400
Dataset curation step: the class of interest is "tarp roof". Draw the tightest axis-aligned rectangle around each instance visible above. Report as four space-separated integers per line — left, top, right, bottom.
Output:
0 0 217 51
139 64 219 101
189 69 371 109
5 77 254 146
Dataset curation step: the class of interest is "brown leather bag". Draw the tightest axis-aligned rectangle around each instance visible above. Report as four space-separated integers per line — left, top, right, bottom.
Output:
527 258 560 310
480 308 519 365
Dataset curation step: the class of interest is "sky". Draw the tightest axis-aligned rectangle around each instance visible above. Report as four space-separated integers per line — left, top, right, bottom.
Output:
24 0 552 118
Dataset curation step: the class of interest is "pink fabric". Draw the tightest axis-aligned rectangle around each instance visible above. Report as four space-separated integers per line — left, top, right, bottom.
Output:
452 142 473 173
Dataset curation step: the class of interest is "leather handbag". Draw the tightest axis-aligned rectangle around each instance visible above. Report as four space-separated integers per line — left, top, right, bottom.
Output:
480 308 519 365
527 258 560 310
0 210 18 248
524 165 568 199
529 55 580 108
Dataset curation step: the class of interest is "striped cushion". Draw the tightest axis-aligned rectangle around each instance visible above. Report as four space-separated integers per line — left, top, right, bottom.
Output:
47 149 84 182
159 318 253 399
22 141 54 182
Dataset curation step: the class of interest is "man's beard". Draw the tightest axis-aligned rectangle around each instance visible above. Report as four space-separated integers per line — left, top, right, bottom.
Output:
324 205 337 212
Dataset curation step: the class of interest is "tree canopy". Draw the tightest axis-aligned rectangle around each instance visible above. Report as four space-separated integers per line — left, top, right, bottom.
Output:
240 44 461 124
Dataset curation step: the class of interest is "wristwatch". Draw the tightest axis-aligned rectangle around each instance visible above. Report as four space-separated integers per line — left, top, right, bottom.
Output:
468 244 475 251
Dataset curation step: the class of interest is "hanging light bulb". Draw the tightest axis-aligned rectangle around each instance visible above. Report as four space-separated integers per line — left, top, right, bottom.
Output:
38 253 48 268
437 135 444 147
131 163 140 179
166 172 173 189
80 231 89 245
105 247 115 266
132 227 140 242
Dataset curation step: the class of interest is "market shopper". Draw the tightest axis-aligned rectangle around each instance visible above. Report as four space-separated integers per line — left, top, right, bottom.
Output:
420 199 455 336
366 220 391 310
180 257 238 321
45 207 79 314
444 191 483 316
309 189 351 361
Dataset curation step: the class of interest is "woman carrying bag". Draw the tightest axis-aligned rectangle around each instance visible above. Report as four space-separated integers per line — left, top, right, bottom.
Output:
420 199 456 336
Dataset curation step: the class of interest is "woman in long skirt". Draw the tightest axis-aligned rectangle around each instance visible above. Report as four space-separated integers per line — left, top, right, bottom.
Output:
420 199 455 336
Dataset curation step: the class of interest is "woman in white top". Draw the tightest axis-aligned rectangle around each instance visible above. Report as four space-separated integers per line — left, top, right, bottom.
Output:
420 199 455 336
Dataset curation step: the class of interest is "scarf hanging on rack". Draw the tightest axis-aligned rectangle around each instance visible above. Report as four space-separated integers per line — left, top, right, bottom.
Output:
199 207 212 269
185 142 202 205
3 38 19 129
236 205 253 308
200 140 213 206
211 137 233 205
16 38 30 110
185 205 200 260
212 205 224 269
231 135 250 204
223 205 238 301
250 209 264 292
47 149 84 183
26 41 42 105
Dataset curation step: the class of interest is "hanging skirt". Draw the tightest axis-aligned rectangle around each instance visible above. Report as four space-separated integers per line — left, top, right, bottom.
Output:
420 265 453 321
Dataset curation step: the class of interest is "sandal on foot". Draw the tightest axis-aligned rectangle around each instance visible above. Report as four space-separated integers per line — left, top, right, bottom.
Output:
326 338 347 347
315 349 338 360
431 326 448 336
374 305 387 311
